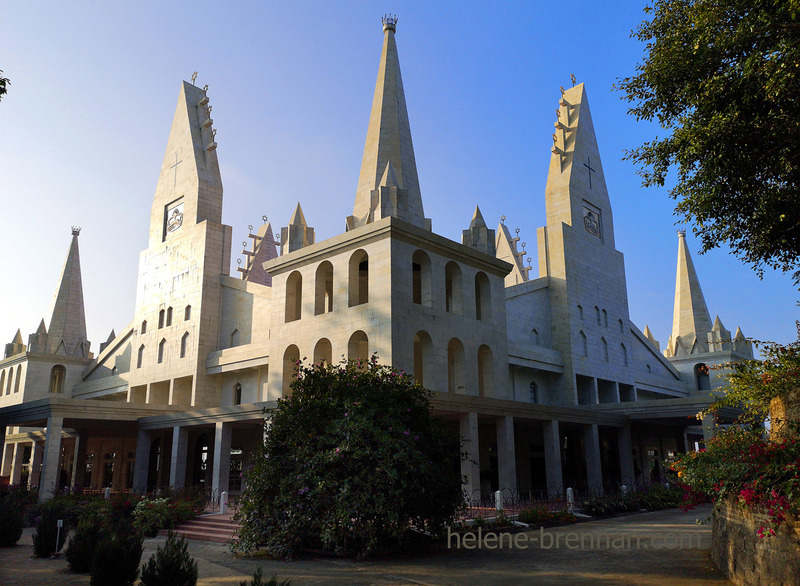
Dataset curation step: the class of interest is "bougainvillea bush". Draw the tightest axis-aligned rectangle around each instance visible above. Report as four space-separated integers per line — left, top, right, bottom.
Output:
234 356 466 559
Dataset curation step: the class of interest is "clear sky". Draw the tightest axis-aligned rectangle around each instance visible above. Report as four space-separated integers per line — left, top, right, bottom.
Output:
1 1 797 355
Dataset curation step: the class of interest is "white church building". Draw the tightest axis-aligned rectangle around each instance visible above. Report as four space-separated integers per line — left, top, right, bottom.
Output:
0 17 753 502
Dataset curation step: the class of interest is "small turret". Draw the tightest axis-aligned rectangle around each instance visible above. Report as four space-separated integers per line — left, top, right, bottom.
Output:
643 325 660 352
4 329 25 358
462 206 496 256
281 203 314 255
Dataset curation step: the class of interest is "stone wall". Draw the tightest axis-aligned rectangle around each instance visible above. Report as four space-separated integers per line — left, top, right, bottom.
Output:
712 499 800 585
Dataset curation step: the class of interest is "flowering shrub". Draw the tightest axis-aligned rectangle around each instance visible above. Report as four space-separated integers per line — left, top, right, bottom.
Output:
234 356 466 559
673 426 800 538
517 505 576 525
133 496 201 537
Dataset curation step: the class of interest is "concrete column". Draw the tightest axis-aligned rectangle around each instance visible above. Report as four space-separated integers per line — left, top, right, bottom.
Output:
702 413 715 444
167 379 176 405
496 416 517 491
1 442 13 477
169 425 189 489
39 416 64 502
591 378 599 404
542 420 563 494
29 441 44 488
132 427 151 493
70 435 82 490
10 442 25 485
583 423 603 494
211 422 232 494
617 426 635 486
0 425 5 472
459 412 480 500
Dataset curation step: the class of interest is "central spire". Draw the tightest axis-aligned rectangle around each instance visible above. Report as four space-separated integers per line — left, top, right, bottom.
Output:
349 15 427 230
667 230 713 355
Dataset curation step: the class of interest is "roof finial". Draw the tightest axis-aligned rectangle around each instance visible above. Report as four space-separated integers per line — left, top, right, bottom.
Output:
677 228 686 238
382 13 398 33
71 226 81 236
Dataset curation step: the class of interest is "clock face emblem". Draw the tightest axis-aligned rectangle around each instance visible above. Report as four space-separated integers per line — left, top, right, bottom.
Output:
167 207 184 232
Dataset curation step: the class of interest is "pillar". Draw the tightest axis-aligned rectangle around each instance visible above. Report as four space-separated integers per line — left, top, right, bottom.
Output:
29 441 44 488
39 416 64 502
132 427 151 494
169 425 189 489
496 416 517 491
459 412 480 500
70 434 83 490
1 442 12 477
583 423 603 494
211 422 232 494
542 420 563 495
9 442 25 485
617 426 635 485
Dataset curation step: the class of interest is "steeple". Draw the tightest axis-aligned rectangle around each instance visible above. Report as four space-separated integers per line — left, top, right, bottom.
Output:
239 217 278 286
643 325 660 351
4 329 25 358
349 15 428 230
495 221 530 286
462 206 496 256
47 227 89 357
281 203 315 255
149 80 222 247
666 230 713 356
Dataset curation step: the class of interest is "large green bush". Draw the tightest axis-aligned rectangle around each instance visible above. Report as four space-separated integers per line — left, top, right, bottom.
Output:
133 496 200 537
140 530 197 586
32 499 73 557
89 530 143 586
0 493 24 547
65 516 106 573
579 483 683 517
234 356 466 559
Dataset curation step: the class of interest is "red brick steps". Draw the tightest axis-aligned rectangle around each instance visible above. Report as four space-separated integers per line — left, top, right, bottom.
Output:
162 512 240 543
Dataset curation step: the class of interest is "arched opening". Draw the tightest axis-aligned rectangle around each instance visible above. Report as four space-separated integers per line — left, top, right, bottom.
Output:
621 343 628 366
285 271 303 322
314 261 334 315
413 331 433 386
529 381 539 403
619 319 624 333
49 365 66 394
595 306 601 326
577 305 584 321
233 382 242 405
158 339 166 363
579 331 588 356
695 363 711 391
166 306 173 327
445 262 463 314
137 344 145 368
180 332 189 358
141 320 147 334
601 337 609 362
6 368 13 394
184 305 191 321
349 250 369 306
313 338 332 366
474 272 491 322
447 338 465 393
282 345 300 397
602 309 608 327
411 250 432 306
531 328 540 346
158 309 165 329
14 365 21 393
477 345 494 397
348 331 369 364
230 329 240 348
0 371 5 396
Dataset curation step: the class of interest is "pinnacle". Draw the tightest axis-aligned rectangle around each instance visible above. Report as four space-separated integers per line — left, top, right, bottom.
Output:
12 329 23 344
470 206 487 229
36 319 47 335
289 202 307 226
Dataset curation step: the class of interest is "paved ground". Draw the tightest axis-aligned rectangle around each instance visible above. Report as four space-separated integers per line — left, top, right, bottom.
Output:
0 505 729 585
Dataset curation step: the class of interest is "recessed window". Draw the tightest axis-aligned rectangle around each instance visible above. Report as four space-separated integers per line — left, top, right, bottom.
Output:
529 381 539 404
180 332 189 358
141 320 147 334
49 365 66 394
166 307 173 327
234 382 242 405
137 345 145 368
158 339 166 364
158 310 165 329
184 305 191 321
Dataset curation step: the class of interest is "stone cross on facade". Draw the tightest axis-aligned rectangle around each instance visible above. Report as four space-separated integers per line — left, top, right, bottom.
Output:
583 157 596 189
169 152 182 188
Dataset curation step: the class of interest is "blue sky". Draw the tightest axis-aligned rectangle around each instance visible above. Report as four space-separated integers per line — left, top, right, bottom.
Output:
1 1 797 353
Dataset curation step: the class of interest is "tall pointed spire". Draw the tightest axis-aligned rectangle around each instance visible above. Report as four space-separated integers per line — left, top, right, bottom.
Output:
47 227 88 356
668 230 712 355
350 15 427 230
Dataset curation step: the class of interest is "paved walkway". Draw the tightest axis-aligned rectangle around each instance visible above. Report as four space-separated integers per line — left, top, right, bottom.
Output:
0 505 729 585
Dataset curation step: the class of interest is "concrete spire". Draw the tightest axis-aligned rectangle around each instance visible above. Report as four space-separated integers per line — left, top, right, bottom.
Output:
47 228 88 356
350 15 426 230
670 230 712 353
281 202 314 255
462 206 495 256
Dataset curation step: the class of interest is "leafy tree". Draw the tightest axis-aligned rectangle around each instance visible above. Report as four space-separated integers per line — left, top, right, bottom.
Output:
617 1 800 283
0 70 8 102
234 356 466 559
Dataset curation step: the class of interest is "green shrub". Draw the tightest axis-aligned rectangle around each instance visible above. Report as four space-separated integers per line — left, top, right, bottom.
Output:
90 531 143 586
517 505 576 525
32 499 73 557
239 567 292 586
140 530 197 586
133 496 200 537
65 517 105 573
0 495 24 547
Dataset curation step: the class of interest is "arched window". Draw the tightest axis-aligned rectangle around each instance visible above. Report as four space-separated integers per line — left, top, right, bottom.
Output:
531 328 540 346
6 368 13 395
646 364 652 374
348 331 369 363
230 329 240 348
313 338 332 366
285 271 302 322
602 309 608 327
141 320 147 334
0 371 5 396
601 337 609 362
14 365 21 393
474 272 491 322
158 309 165 329
595 306 601 326
412 250 432 306
158 339 166 364
618 319 624 333
111 365 117 376
579 330 588 356
695 363 711 391
529 381 539 404
477 345 494 397
233 382 242 406
621 343 628 367
349 250 369 306
49 365 66 394
447 338 465 393
413 331 433 386
577 305 584 321
137 345 145 368
444 262 463 314
314 261 334 315
166 306 173 327
184 305 191 321
282 345 300 396
180 332 189 358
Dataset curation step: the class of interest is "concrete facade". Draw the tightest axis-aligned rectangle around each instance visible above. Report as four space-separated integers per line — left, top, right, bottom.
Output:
0 18 752 503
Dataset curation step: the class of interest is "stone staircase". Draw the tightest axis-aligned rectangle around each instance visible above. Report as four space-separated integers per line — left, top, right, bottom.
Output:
163 512 240 543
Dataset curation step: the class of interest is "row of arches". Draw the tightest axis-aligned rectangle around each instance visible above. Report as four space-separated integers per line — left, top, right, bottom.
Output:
412 250 492 322
141 305 192 334
413 331 495 396
281 331 370 392
1 364 22 396
577 304 624 333
136 333 191 368
285 251 369 323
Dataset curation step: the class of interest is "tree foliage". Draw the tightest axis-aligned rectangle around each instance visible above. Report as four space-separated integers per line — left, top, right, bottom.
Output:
617 1 800 283
234 356 466 559
0 70 8 102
